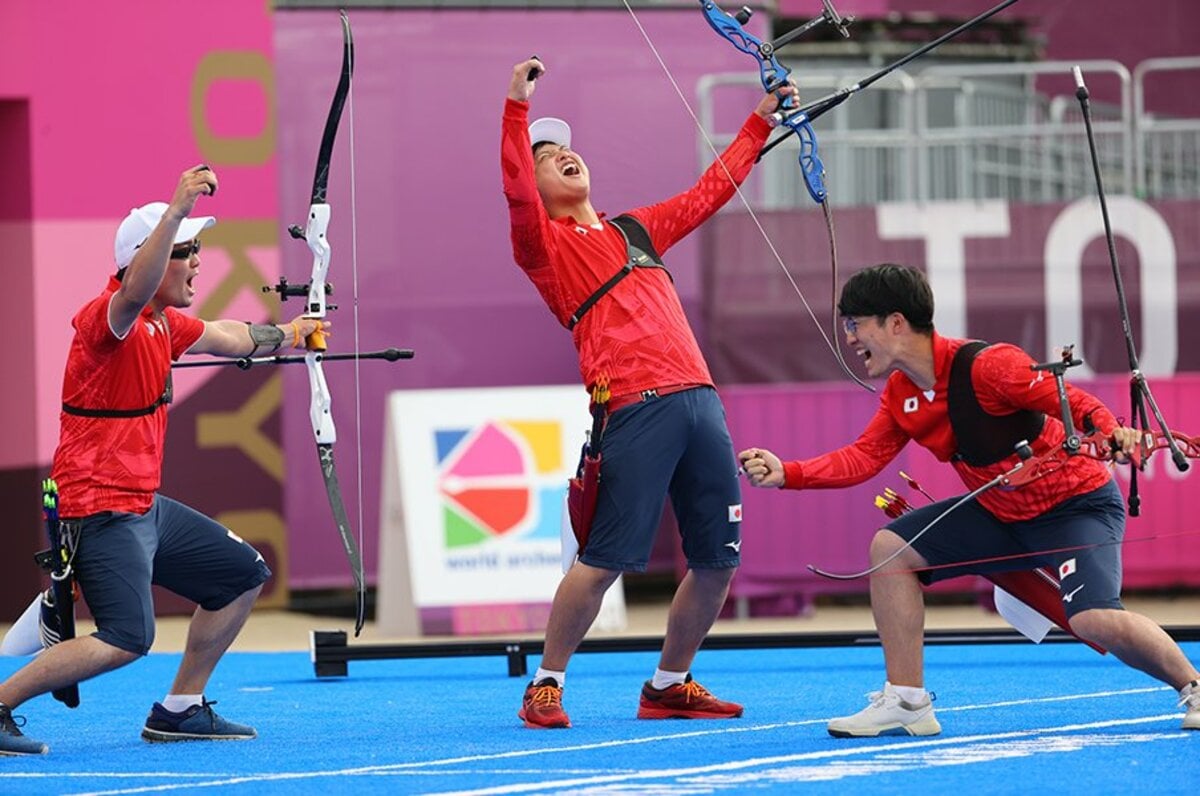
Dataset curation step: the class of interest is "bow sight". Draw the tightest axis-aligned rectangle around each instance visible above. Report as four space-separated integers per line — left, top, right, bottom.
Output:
745 0 853 45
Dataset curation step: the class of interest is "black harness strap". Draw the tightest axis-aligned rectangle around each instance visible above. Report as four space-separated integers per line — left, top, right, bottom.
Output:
948 341 1045 466
62 372 173 418
62 314 175 418
568 214 670 331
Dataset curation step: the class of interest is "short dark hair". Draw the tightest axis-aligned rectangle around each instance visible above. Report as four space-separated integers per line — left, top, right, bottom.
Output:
837 263 935 334
532 141 555 156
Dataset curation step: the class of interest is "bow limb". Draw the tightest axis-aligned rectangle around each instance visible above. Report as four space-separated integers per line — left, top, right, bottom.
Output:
1136 429 1200 464
807 473 1006 580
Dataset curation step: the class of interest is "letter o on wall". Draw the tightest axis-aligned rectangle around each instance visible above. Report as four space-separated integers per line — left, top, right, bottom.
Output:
191 51 276 166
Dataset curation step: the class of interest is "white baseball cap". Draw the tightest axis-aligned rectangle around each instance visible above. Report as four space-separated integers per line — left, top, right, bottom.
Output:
113 202 216 270
529 117 571 149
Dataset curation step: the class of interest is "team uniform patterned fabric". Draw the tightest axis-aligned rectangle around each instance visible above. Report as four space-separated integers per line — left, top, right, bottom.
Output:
50 276 204 517
501 98 770 399
781 333 1119 521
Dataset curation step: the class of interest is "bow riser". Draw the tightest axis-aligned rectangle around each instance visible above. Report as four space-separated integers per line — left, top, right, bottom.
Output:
699 2 792 96
303 204 333 331
698 1 828 203
1000 429 1200 490
307 351 336 446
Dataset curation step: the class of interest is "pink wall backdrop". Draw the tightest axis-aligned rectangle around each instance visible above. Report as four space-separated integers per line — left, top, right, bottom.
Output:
1 0 285 613
4 2 1198 608
1 0 280 464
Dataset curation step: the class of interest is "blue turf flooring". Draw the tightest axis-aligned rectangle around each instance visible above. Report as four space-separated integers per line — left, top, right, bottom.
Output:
0 640 1195 794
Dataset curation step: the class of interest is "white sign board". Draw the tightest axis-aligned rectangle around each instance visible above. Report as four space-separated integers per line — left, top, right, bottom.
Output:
377 385 626 636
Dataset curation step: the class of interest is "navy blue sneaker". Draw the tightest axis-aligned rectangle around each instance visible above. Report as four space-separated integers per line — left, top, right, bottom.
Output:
0 703 48 756
141 698 256 742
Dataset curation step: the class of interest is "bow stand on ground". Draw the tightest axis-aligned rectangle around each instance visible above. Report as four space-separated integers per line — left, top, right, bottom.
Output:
1072 65 1190 517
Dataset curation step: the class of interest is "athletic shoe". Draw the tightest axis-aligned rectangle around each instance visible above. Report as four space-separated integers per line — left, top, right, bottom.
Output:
1181 679 1200 730
141 699 256 742
0 703 48 756
519 677 570 728
637 674 743 719
827 683 941 738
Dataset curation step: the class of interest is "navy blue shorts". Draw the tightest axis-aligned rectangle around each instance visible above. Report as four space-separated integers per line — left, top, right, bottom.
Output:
580 386 742 572
72 495 272 655
886 479 1126 618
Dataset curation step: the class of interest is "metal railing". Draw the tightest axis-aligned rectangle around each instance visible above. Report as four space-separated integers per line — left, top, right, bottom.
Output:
1134 57 1200 199
696 58 1199 207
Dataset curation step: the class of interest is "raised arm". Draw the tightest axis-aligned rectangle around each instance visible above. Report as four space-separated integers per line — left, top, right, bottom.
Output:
630 85 795 255
500 58 571 321
110 166 217 337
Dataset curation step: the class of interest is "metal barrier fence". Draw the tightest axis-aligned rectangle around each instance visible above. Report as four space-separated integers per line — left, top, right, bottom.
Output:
697 57 1200 207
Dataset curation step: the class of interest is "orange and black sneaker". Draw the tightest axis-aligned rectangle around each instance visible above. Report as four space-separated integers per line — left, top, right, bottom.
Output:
519 678 571 729
637 674 743 720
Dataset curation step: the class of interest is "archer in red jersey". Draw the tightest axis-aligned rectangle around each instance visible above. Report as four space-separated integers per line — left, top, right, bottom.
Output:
0 167 325 756
502 57 793 728
739 264 1199 737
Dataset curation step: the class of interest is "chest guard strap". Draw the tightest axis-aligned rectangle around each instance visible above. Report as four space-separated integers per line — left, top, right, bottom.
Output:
948 341 1045 466
63 314 175 418
568 214 671 331
63 372 173 418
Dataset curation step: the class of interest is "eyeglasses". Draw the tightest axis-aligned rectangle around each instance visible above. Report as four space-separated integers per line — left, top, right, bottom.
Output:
170 239 201 259
842 316 862 335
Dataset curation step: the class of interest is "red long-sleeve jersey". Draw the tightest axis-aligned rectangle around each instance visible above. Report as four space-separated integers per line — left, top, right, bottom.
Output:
781 333 1120 521
501 98 770 398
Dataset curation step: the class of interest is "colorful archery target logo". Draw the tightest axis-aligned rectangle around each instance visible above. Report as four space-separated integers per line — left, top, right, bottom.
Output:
434 420 565 548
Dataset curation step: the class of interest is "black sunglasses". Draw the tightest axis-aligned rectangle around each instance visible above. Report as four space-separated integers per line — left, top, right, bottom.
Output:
170 239 202 259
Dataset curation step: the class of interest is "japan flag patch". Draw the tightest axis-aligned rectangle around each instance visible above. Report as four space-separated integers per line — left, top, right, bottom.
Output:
728 504 743 523
1059 558 1077 580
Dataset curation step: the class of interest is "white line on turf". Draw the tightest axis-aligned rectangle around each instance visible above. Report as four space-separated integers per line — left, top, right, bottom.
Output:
61 686 1181 796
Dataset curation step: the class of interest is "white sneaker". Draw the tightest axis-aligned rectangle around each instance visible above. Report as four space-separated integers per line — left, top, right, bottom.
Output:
1180 680 1200 731
828 683 942 738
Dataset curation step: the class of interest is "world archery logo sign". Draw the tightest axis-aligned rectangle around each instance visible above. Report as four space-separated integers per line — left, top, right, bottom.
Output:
384 386 589 611
434 420 565 549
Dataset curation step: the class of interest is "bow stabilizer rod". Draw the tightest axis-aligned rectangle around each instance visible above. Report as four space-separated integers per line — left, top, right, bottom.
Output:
173 348 414 370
